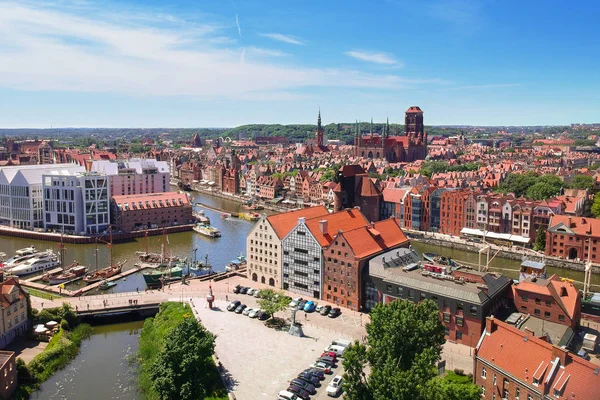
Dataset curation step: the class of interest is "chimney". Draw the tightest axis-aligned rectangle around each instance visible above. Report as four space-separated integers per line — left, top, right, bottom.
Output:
486 316 497 334
552 345 568 366
524 327 535 336
319 220 328 235
298 217 306 224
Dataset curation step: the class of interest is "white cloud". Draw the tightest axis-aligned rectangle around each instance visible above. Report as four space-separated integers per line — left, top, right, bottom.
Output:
259 33 305 46
345 50 402 66
235 13 241 37
0 2 441 100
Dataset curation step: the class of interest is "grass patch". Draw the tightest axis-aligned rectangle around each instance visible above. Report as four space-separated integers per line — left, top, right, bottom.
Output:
137 302 227 400
25 288 63 300
444 370 473 385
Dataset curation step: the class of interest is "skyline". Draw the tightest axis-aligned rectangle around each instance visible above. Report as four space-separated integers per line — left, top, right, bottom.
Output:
0 0 599 128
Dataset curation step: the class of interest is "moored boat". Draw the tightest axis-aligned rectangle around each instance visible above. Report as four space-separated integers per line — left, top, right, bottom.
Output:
99 280 117 290
519 258 547 281
225 254 246 272
142 264 184 289
15 246 37 256
193 223 221 238
238 212 260 221
83 261 125 284
47 265 88 285
422 252 458 267
8 251 60 276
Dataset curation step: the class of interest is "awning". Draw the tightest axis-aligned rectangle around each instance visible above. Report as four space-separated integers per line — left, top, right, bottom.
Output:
460 228 530 244
271 197 284 204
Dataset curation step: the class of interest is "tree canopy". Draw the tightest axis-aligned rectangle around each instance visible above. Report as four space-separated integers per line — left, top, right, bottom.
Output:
592 194 600 218
342 300 480 400
534 226 547 252
418 161 481 178
257 289 290 320
568 175 595 191
149 317 217 400
496 172 564 199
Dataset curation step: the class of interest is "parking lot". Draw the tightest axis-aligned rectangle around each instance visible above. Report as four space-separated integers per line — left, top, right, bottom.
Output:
190 292 348 400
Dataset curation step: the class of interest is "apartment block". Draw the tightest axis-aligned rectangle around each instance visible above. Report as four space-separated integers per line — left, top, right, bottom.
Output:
90 159 170 196
0 278 29 349
43 171 110 235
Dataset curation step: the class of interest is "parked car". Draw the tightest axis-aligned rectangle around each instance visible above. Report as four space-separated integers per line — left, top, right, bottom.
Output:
235 304 247 314
304 368 325 381
240 286 248 294
289 378 316 395
326 375 343 397
277 390 299 400
297 299 308 310
303 301 316 312
321 351 337 360
315 304 323 313
286 386 310 400
248 308 261 318
289 297 303 308
246 288 254 295
309 361 332 374
328 307 341 318
324 345 346 358
226 300 241 311
297 371 320 386
257 310 271 320
233 284 242 294
242 307 253 316
253 289 262 298
330 339 352 348
320 305 332 316
318 356 337 366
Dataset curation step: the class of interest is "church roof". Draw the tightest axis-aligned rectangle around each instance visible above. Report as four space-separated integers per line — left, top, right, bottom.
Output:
405 106 423 113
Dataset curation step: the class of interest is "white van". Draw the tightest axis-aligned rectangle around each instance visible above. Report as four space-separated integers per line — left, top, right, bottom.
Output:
331 338 352 348
325 344 347 357
278 390 299 400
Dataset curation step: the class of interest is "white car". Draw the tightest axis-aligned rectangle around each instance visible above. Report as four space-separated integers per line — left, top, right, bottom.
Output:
242 307 253 316
315 304 323 313
327 375 343 396
246 288 254 295
278 390 299 400
248 308 261 318
289 297 303 308
309 361 332 374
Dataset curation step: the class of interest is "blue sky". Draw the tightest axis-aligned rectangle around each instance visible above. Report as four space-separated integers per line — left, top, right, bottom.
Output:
0 0 599 128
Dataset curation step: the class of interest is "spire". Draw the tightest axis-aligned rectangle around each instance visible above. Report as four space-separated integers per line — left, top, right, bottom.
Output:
317 108 322 131
370 118 373 137
385 117 390 138
355 120 360 138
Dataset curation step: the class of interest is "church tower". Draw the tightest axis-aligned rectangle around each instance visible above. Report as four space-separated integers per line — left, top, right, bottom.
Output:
405 106 424 143
316 109 324 147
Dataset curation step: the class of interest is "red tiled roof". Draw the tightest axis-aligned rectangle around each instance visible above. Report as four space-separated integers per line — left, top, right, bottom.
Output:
478 319 600 400
513 274 580 321
341 218 409 258
113 192 189 210
360 177 381 197
267 206 329 240
549 215 600 238
382 187 408 203
405 106 423 113
304 208 369 247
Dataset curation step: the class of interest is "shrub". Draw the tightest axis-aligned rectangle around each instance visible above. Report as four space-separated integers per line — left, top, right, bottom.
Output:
454 369 465 376
60 319 69 331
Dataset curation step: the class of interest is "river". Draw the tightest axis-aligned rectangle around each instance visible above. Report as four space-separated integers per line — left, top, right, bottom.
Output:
32 321 143 400
0 191 598 293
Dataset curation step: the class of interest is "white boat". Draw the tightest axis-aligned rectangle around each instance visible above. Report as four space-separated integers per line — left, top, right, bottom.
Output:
193 224 221 238
15 246 37 256
8 251 60 276
4 252 42 269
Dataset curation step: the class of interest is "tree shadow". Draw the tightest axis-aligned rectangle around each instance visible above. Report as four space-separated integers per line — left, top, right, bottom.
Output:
265 317 290 331
217 363 239 391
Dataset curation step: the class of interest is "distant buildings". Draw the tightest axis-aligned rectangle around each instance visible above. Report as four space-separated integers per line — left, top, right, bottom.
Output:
474 317 600 400
111 192 192 232
354 106 428 162
90 159 170 196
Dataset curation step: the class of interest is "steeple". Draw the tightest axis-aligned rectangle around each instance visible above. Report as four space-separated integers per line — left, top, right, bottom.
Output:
316 108 324 147
370 118 373 137
385 117 390 138
317 108 322 131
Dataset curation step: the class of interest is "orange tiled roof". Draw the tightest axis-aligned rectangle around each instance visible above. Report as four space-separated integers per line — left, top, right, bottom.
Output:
267 206 329 240
341 218 408 258
304 208 369 247
513 274 580 320
113 192 189 210
478 318 600 400
549 215 600 238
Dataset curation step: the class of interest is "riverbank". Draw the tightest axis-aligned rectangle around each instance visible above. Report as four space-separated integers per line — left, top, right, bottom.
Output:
137 302 227 400
0 224 194 244
409 230 600 274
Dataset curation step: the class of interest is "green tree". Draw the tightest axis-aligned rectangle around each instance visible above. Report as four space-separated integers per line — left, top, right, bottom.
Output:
320 166 341 183
149 317 216 400
257 289 290 321
569 175 594 191
423 378 481 400
591 193 600 218
534 226 547 251
525 182 562 200
343 300 451 400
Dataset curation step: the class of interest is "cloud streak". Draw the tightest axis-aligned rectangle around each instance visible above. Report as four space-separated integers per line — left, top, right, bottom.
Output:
235 13 241 37
345 50 402 66
259 33 304 45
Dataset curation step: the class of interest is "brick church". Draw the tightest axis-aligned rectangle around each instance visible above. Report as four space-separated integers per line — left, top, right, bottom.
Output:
354 106 428 162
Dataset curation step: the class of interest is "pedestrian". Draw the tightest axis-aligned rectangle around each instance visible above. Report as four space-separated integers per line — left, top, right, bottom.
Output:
41 302 44 308
226 295 229 302
136 287 139 293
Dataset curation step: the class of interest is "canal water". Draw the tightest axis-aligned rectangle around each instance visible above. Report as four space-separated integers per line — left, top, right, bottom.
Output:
0 191 598 292
33 321 143 400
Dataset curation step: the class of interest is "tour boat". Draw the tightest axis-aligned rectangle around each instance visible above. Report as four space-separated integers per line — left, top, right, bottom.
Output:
45 265 88 285
189 254 214 277
8 251 60 276
238 212 260 221
193 223 221 238
83 261 125 284
519 258 547 281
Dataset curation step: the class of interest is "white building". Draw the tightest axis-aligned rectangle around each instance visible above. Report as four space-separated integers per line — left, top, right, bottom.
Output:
90 159 170 196
0 164 84 229
43 171 110 235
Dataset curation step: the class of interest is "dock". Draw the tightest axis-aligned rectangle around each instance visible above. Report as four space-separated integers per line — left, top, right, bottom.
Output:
195 202 239 217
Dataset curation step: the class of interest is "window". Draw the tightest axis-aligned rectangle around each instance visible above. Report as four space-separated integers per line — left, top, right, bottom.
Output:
545 300 551 307
534 309 540 316
503 389 509 399
522 295 528 302
533 377 539 386
544 311 551 318
397 287 403 296
493 374 497 386
456 316 464 327
515 387 520 399
456 331 463 340
443 312 451 323
528 395 533 400
559 314 565 322
481 386 486 396
387 284 392 293
470 305 478 316
535 298 541 304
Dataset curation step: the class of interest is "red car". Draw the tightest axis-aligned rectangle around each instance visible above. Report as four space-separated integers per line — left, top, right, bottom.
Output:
321 351 337 360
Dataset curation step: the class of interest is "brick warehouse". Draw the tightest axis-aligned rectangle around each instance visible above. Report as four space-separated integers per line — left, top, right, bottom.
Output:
111 192 193 232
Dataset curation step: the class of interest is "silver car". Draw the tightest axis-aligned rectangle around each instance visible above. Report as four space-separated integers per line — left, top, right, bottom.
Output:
242 307 253 316
248 308 261 318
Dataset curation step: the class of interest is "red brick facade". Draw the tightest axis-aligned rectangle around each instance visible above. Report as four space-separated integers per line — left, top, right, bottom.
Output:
112 192 193 232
